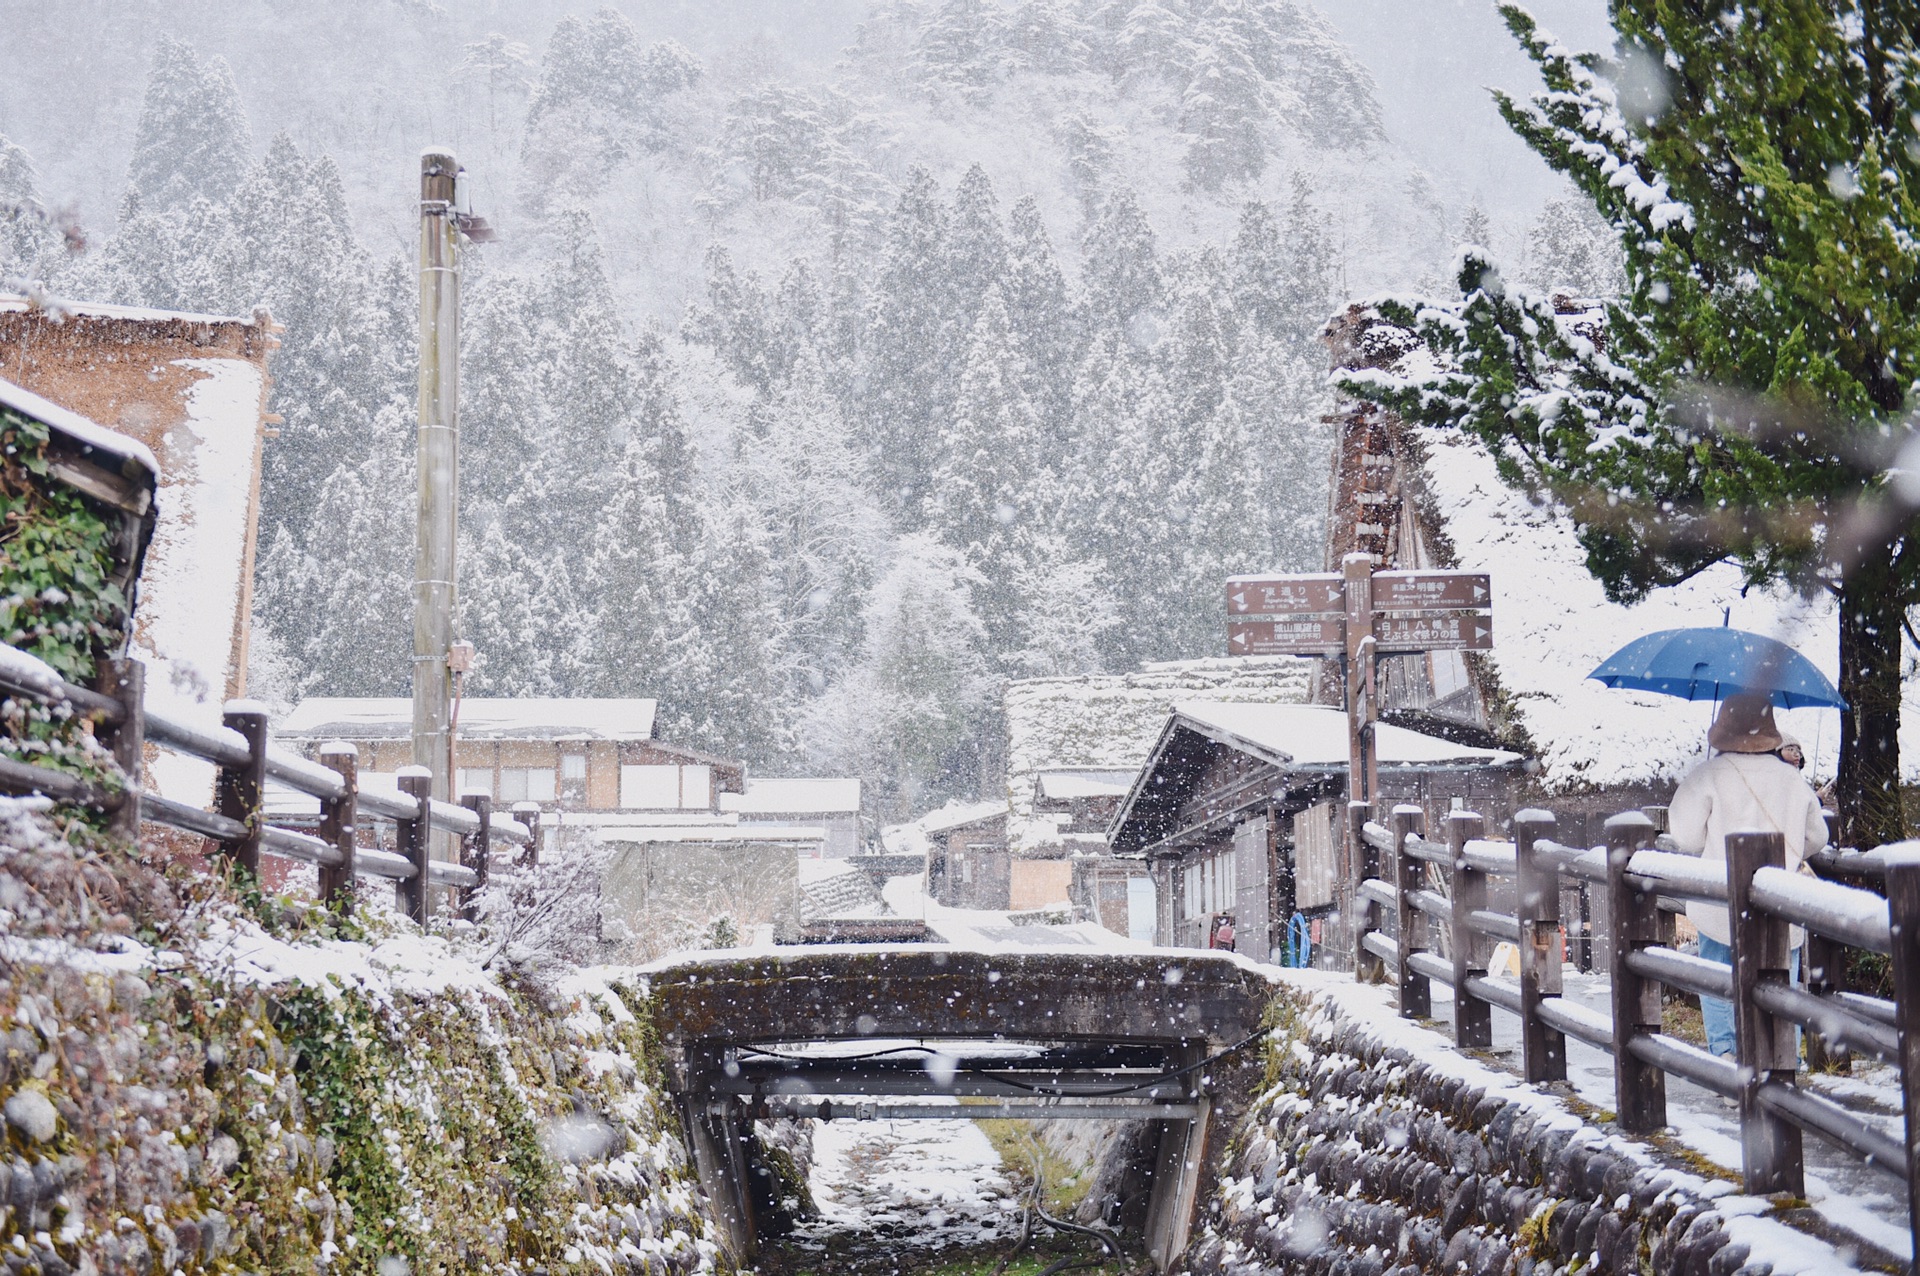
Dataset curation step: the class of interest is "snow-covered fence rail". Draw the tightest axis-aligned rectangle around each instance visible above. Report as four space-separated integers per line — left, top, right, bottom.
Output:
1354 803 1920 1253
0 645 537 924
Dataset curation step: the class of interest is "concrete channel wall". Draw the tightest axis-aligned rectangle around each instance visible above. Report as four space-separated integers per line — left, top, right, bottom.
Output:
1185 984 1806 1276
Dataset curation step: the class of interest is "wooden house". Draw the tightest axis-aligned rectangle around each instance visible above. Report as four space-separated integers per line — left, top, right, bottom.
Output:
1109 701 1520 957
0 295 277 813
885 800 1011 909
277 696 742 816
1004 656 1312 928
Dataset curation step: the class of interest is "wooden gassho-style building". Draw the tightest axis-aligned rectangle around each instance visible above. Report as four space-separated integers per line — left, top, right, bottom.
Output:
1110 701 1519 957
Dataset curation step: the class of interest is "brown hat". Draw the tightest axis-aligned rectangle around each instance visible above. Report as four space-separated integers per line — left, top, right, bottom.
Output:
1709 692 1784 753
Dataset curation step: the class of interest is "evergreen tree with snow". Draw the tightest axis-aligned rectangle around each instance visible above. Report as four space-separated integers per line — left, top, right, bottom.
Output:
1002 195 1079 442
1342 4 1920 845
925 288 1047 656
1080 188 1163 346
1179 24 1269 191
861 167 954 518
1522 196 1625 299
945 165 1012 337
122 36 252 217
0 134 59 284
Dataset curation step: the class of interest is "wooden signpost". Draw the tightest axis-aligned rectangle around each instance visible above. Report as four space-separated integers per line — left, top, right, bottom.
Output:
1225 554 1495 972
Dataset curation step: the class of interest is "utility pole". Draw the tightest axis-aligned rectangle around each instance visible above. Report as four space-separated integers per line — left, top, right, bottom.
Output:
414 149 460 804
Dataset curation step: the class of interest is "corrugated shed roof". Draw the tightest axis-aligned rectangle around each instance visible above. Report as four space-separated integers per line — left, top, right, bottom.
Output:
279 697 658 741
719 777 861 815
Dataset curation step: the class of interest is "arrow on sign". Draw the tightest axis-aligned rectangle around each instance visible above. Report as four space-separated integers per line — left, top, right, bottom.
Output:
1224 573 1345 616
1371 571 1492 613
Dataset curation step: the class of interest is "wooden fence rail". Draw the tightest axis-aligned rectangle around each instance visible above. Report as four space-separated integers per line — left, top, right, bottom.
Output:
1354 804 1920 1255
0 648 537 924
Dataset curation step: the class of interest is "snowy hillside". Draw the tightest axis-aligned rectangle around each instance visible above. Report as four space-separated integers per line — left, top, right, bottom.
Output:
0 1 1620 821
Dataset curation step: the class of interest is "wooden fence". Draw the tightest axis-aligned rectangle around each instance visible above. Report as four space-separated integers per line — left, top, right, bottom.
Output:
0 650 538 922
1351 802 1920 1254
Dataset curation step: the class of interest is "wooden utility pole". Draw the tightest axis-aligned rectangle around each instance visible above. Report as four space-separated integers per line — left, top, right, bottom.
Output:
414 149 460 804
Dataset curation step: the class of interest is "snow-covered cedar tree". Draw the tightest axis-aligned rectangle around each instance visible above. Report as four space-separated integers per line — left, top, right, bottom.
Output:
1079 187 1164 343
1339 4 1920 845
1523 196 1627 299
800 534 991 821
121 35 252 218
0 134 64 285
860 166 956 518
521 7 702 186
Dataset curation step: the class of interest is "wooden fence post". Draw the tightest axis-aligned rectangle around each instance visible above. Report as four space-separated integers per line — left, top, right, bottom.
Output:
316 743 358 911
1806 813 1849 1073
96 657 144 842
1881 850 1920 1252
397 767 434 924
461 791 490 922
215 703 269 878
1393 805 1429 1018
1726 830 1804 1196
1448 809 1490 1048
1605 811 1665 1133
514 801 542 866
1514 809 1566 1083
1352 801 1380 981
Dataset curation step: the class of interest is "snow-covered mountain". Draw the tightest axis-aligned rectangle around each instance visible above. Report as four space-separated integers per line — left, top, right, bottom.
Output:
0 1 1619 819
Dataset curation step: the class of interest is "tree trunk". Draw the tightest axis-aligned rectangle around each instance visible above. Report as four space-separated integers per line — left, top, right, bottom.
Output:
1836 552 1907 848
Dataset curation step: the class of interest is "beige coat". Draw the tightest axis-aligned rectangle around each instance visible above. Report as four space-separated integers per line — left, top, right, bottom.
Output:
1668 752 1828 946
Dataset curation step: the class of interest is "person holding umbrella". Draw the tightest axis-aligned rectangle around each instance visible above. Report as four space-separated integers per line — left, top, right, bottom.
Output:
1667 693 1828 1057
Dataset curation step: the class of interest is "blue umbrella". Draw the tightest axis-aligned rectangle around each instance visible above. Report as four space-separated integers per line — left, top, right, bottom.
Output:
1588 627 1847 710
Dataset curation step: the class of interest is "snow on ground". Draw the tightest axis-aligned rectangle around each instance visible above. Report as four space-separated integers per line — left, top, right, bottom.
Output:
879 871 1150 950
798 1115 1021 1250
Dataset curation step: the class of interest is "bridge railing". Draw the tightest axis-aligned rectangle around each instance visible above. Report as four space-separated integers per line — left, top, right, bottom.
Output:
1353 803 1920 1252
0 645 538 924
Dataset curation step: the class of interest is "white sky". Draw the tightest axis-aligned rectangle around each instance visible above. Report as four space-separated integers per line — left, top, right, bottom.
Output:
1315 0 1617 227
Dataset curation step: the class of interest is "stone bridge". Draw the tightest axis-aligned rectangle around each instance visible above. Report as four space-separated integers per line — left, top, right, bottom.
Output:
643 946 1275 1271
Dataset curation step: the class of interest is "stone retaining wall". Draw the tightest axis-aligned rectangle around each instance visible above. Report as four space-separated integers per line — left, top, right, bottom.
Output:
1186 992 1771 1276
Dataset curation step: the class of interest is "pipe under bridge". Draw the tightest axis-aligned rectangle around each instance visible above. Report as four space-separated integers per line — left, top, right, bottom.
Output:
643 946 1274 1272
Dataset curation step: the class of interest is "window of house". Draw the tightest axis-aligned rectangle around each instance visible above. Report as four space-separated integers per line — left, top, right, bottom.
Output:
620 765 680 809
561 754 587 781
499 767 556 802
681 764 712 808
619 763 711 809
456 767 493 798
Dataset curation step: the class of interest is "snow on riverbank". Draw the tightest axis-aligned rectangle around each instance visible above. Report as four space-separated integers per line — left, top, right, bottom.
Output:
799 1117 1021 1249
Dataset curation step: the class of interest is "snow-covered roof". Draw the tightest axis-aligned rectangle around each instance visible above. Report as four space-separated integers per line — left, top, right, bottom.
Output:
592 821 826 846
1407 414 1900 790
0 293 253 327
1173 701 1521 769
1035 769 1135 800
279 697 658 742
718 777 861 815
1004 655 1312 852
0 374 160 475
0 300 277 808
881 799 1008 855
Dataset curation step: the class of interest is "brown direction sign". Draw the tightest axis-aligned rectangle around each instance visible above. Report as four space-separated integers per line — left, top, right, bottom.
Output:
1225 573 1344 616
1371 570 1491 612
1227 617 1345 656
1374 612 1492 653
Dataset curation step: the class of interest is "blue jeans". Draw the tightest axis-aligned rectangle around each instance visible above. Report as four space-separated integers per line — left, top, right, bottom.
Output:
1698 935 1799 1058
